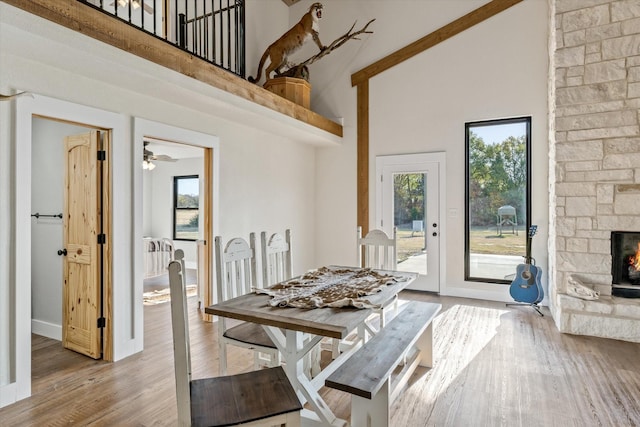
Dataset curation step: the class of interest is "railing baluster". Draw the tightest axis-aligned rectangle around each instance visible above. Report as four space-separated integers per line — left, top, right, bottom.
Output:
211 0 218 65
179 13 186 48
226 0 231 70
174 0 178 46
152 0 156 35
218 0 223 69
238 0 242 79
211 0 216 64
234 1 238 73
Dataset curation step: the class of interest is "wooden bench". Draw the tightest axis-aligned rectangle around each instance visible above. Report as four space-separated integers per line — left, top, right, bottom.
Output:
325 300 441 427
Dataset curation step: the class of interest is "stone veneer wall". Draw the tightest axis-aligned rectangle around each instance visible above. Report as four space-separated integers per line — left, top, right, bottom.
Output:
552 0 640 342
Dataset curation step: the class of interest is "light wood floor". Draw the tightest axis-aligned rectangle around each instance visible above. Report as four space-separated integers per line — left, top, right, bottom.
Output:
2 292 640 426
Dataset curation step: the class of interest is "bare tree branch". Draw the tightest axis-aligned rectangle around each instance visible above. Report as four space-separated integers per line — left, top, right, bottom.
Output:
277 19 375 80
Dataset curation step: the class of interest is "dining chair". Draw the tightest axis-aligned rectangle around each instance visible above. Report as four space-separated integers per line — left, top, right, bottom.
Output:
358 226 398 271
260 229 292 286
260 229 321 378
329 226 400 359
168 260 302 427
214 234 280 374
358 226 399 329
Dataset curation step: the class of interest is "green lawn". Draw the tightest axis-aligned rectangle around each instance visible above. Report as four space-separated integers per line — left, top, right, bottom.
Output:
469 226 526 256
396 228 426 263
395 224 526 262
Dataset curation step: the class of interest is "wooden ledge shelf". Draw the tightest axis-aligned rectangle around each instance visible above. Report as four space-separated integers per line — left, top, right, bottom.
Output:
2 0 343 142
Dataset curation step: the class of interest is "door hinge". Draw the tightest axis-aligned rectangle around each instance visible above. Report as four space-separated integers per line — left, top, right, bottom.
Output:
97 150 106 161
97 317 106 328
98 234 106 244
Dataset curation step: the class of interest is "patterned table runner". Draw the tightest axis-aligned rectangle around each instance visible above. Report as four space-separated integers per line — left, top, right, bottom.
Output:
255 266 406 309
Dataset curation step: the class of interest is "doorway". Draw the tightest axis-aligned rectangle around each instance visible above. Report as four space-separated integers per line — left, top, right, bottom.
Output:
31 117 113 360
141 139 207 306
376 152 446 293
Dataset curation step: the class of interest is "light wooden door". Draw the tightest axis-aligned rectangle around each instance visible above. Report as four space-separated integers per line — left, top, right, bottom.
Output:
63 131 103 359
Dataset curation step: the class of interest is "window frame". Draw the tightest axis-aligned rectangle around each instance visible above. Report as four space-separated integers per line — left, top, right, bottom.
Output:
464 116 532 284
172 174 200 242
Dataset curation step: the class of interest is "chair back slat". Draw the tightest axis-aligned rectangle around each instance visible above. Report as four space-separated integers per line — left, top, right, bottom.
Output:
261 230 292 286
357 226 397 270
168 256 192 427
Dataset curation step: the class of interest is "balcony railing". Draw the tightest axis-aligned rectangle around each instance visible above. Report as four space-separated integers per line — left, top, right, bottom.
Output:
79 0 245 78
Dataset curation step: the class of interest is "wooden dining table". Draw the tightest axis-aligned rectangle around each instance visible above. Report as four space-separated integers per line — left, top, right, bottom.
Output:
205 266 418 427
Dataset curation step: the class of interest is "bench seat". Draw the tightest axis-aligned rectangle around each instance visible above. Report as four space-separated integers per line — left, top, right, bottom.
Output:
325 300 441 427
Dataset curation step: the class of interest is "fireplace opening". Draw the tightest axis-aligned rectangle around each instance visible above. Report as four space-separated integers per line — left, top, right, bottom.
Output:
611 231 640 298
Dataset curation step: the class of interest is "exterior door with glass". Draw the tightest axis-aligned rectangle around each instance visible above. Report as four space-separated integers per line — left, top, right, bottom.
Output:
376 153 444 293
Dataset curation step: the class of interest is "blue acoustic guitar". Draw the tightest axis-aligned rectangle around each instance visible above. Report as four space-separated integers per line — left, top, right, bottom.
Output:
509 225 543 304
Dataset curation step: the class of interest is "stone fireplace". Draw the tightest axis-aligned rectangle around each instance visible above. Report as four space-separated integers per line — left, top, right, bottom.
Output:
551 0 640 343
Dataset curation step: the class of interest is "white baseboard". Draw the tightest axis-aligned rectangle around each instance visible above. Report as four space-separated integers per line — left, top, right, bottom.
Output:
31 319 62 341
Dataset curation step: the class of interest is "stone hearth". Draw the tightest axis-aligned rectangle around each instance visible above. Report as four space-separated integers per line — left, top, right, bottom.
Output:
557 294 640 342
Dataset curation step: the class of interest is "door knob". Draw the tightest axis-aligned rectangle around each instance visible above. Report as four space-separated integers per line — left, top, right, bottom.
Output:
57 248 67 256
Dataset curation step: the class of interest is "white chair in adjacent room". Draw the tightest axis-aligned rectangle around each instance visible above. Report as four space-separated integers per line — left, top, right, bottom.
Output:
168 260 302 427
214 234 280 374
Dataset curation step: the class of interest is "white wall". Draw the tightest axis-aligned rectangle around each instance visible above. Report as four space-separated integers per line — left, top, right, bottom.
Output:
302 0 550 301
31 118 94 339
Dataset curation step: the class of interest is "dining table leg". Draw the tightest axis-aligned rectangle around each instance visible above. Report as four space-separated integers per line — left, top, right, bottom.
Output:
265 326 348 427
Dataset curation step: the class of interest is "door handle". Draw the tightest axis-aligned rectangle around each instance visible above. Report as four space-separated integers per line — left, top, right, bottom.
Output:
57 248 67 256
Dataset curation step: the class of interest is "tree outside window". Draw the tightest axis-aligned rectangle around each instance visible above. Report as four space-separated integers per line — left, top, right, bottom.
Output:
173 175 199 241
465 117 531 283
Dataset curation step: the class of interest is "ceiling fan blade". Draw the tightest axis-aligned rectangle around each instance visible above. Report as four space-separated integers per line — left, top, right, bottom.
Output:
152 154 177 162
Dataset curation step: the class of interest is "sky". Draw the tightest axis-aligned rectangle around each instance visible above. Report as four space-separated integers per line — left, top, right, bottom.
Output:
177 177 199 196
472 122 526 145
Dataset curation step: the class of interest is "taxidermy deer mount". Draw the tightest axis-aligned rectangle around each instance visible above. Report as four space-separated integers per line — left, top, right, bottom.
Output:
248 2 374 85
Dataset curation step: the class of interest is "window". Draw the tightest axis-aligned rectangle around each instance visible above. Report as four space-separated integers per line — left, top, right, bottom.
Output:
173 175 199 241
465 117 531 283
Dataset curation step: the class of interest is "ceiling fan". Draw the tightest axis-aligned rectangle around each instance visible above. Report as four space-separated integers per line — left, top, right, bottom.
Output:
143 141 177 170
111 0 154 14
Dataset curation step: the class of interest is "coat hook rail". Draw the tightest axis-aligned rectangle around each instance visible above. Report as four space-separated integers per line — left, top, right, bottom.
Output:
31 213 63 219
